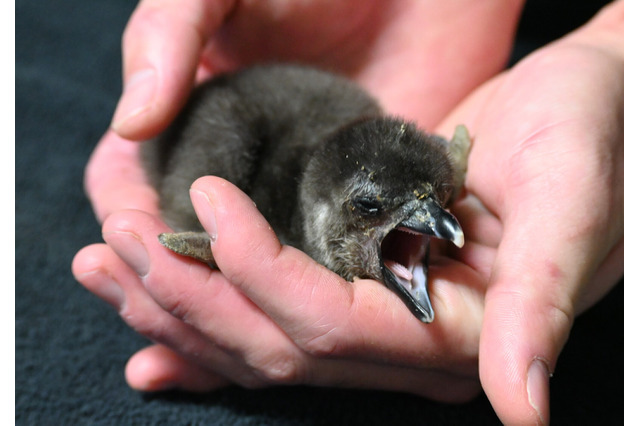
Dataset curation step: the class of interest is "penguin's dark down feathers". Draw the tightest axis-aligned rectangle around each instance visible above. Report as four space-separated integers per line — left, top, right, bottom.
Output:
141 64 470 323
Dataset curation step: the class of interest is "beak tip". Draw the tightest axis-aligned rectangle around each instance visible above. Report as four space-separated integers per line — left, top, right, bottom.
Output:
453 230 465 248
419 311 434 323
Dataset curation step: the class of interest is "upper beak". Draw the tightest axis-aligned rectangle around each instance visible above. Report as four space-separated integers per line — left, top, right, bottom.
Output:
400 196 464 248
380 195 464 323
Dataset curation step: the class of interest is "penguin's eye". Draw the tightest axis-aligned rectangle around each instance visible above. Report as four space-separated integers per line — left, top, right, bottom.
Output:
352 197 383 216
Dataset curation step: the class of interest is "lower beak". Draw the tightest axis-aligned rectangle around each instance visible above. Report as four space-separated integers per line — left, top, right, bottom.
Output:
381 247 435 322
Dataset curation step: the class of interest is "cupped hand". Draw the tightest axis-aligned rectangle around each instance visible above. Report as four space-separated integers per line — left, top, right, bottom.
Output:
73 0 623 423
435 1 623 423
74 175 489 401
76 0 523 405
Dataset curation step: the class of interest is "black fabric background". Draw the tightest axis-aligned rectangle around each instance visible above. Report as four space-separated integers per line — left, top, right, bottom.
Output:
16 0 622 424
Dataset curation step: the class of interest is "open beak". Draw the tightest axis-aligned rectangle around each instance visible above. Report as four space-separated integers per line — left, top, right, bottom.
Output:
380 196 464 323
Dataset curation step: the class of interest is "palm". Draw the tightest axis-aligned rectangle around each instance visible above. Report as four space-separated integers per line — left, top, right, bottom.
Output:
434 22 623 421
441 40 623 307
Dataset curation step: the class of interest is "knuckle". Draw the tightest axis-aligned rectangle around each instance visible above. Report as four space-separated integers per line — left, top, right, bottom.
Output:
246 349 304 385
298 328 342 358
232 372 271 390
122 307 175 343
545 294 575 338
164 296 193 324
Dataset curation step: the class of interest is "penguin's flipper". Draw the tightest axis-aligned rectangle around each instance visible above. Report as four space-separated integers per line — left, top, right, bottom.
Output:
158 232 217 269
448 125 472 203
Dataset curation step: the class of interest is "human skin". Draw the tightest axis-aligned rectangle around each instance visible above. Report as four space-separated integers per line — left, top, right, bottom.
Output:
72 1 623 425
436 3 623 422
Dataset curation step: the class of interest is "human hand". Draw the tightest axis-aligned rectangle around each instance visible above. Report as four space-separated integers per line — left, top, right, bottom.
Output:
75 0 523 405
434 1 623 423
75 175 489 400
83 0 523 223
72 0 622 423
109 0 523 141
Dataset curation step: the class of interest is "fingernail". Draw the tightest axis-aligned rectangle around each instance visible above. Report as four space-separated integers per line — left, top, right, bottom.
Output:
190 189 217 242
103 231 150 277
527 358 551 425
111 68 157 131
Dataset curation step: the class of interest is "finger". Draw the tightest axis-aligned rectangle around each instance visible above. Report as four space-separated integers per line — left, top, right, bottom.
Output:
100 209 312 388
478 151 622 425
452 194 502 250
447 194 501 281
125 342 482 402
189 176 484 369
479 241 566 425
111 0 235 140
72 239 264 388
97 209 483 400
73 244 127 309
125 344 230 392
84 131 159 222
127 343 482 402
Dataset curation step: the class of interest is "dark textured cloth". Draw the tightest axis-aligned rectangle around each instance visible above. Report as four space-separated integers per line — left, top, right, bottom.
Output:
16 0 622 424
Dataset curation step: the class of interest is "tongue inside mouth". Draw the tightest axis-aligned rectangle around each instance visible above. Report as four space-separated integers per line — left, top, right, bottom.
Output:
381 227 429 286
383 260 414 290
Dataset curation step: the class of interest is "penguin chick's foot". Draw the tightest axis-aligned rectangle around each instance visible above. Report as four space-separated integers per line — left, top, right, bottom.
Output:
158 232 217 269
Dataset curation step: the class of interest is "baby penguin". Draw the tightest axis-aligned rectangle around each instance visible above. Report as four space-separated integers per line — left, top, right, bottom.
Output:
141 64 470 323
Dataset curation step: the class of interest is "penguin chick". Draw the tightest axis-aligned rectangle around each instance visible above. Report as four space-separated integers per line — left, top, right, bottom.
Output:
141 64 470 323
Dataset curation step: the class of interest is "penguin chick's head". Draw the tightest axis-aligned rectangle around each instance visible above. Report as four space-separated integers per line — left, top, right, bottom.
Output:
300 117 464 323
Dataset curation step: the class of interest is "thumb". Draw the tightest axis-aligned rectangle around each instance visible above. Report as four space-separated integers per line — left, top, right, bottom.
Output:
111 0 234 140
478 189 615 425
479 234 572 425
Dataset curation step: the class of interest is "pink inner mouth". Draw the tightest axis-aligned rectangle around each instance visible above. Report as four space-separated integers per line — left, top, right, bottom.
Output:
383 259 413 282
381 228 429 290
